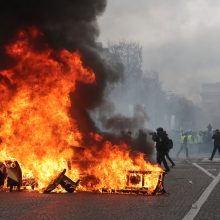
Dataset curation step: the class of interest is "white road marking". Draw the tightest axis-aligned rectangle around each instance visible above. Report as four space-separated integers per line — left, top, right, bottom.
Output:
202 158 220 162
182 164 220 220
206 169 216 171
192 163 215 179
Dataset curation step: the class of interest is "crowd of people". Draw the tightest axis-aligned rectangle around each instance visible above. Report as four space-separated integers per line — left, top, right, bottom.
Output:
120 123 220 173
151 124 220 172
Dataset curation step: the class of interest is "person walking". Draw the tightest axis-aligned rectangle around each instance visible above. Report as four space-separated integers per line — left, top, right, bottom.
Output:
152 127 170 172
177 132 189 158
209 129 220 160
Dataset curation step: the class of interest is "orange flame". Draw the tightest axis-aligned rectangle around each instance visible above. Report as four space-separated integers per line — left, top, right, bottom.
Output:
0 27 163 193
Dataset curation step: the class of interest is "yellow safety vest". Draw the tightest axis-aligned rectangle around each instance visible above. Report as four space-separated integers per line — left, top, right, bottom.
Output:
180 135 185 144
197 134 203 144
187 135 193 144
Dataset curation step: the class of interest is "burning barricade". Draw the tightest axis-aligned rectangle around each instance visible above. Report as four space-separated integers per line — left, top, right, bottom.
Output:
0 28 166 195
0 159 166 195
0 161 80 193
100 170 165 195
124 170 165 195
0 160 36 192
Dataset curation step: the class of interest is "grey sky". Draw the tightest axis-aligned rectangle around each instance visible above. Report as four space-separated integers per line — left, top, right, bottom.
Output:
98 0 220 103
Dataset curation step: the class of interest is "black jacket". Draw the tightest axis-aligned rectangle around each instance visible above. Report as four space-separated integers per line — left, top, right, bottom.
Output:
152 132 169 152
212 132 220 147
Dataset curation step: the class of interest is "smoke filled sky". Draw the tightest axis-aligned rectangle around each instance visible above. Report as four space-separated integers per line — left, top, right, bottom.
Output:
98 0 220 103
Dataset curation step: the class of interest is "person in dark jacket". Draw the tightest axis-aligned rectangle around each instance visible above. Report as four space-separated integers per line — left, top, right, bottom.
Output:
209 129 220 160
152 127 170 172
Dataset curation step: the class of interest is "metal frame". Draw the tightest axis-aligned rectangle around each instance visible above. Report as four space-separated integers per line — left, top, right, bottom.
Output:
125 170 166 195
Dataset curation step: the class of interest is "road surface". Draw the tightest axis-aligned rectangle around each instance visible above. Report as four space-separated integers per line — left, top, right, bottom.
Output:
0 157 220 220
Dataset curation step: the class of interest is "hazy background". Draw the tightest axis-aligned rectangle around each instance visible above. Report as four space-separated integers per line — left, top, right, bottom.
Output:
98 0 220 103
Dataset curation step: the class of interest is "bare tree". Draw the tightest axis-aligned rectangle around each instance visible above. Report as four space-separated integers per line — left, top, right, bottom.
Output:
94 40 204 131
108 41 142 79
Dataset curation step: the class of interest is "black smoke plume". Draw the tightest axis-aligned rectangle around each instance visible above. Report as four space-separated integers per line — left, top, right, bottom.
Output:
0 0 121 144
103 104 149 131
0 0 106 51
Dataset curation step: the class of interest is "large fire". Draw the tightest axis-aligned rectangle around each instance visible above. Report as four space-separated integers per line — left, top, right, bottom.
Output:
0 27 163 193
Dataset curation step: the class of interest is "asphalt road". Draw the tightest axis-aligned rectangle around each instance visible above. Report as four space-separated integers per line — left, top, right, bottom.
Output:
0 157 220 220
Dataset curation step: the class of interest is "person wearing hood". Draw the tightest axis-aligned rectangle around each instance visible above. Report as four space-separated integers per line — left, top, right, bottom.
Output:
152 127 170 172
209 129 220 160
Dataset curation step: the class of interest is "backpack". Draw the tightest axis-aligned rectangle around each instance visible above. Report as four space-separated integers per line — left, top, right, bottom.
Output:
167 138 173 149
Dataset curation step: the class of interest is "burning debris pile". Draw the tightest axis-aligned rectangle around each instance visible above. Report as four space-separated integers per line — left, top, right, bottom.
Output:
44 169 80 193
0 1 165 195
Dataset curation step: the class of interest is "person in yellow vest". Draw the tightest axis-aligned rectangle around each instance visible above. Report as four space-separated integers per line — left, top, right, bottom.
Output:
195 132 203 144
177 132 189 158
187 132 194 145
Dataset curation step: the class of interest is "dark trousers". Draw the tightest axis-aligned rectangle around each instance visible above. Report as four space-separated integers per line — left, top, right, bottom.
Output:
177 144 188 158
210 145 220 160
157 151 170 171
165 151 175 166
